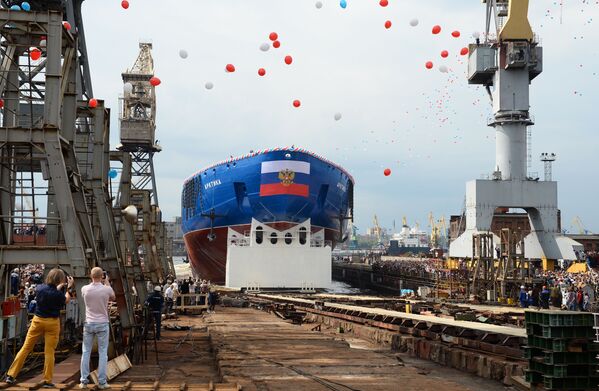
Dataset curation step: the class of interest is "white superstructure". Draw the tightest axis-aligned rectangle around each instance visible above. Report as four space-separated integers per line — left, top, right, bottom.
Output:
225 219 332 289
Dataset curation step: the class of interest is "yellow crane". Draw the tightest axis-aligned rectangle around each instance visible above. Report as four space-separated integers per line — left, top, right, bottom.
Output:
428 212 439 248
372 214 383 244
572 216 590 235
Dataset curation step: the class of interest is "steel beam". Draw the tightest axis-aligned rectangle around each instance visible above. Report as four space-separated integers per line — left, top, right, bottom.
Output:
0 246 70 264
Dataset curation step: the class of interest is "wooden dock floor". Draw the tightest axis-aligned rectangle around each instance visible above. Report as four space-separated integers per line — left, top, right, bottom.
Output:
3 307 514 391
205 307 511 391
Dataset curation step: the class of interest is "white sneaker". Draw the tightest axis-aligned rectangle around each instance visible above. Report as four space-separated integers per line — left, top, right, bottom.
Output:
78 383 87 389
97 384 111 390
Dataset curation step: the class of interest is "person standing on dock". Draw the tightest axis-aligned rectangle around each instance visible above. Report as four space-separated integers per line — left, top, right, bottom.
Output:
144 286 165 340
540 286 550 309
4 268 73 388
79 267 115 389
550 284 562 308
519 286 529 308
207 287 218 313
164 283 175 314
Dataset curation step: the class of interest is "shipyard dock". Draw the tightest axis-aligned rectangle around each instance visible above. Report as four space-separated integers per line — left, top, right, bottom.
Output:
3 306 512 391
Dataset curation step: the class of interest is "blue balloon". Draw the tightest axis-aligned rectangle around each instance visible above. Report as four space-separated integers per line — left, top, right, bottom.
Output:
108 169 118 179
10 5 21 11
340 0 347 8
21 2 31 11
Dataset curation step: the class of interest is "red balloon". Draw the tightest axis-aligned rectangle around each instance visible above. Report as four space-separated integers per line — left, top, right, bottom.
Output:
432 25 441 34
0 99 4 109
273 40 281 49
88 98 98 108
284 55 293 65
379 0 388 7
121 0 129 9
384 168 391 176
384 20 392 29
460 47 469 56
293 100 301 108
258 68 266 76
440 50 449 58
425 61 433 69
30 48 41 61
452 30 461 38
62 21 71 31
225 64 236 73
269 32 278 41
149 76 161 86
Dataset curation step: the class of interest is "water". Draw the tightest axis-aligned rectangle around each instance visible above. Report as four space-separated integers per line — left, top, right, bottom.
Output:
172 256 192 279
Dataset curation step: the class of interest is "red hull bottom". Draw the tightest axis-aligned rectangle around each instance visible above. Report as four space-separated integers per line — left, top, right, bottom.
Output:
183 223 338 285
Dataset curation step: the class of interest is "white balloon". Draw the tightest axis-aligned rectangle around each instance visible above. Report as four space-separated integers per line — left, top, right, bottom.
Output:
439 65 449 73
334 112 342 121
123 82 133 94
205 82 214 90
39 39 47 48
315 1 323 8
179 49 188 59
121 205 138 225
472 31 481 39
259 42 270 52
409 18 419 27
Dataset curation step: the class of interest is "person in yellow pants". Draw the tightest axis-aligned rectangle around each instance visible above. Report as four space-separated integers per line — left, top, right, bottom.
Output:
5 268 73 388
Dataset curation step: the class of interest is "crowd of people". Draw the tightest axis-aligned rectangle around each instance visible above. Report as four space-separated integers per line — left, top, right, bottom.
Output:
372 258 449 280
9 265 46 314
148 277 218 314
518 266 598 311
372 257 598 312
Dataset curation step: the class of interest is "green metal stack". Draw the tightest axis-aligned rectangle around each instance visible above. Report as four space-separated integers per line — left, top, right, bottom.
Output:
525 310 599 390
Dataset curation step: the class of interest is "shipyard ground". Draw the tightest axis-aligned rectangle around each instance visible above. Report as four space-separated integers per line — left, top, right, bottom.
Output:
112 306 511 391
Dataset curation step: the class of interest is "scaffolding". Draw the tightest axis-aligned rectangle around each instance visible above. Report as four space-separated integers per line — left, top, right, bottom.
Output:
0 4 169 359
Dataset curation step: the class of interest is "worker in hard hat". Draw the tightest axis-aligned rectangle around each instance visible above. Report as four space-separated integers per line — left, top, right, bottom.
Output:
518 286 529 308
144 286 165 340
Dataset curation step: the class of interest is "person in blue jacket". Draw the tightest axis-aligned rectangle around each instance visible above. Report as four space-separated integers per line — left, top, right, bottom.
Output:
519 286 529 308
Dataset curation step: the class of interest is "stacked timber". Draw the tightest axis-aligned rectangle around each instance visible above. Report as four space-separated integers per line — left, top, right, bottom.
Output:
524 310 599 390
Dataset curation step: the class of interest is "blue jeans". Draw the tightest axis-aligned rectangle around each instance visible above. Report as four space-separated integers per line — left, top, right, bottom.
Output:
80 322 110 385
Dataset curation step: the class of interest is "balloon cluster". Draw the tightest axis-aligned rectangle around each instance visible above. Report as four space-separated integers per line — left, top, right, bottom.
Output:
423 24 468 72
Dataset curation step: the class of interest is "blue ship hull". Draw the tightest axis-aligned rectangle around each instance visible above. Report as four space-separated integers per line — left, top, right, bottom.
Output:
181 148 354 283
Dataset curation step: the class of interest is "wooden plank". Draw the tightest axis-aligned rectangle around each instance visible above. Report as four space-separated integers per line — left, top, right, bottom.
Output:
89 354 132 385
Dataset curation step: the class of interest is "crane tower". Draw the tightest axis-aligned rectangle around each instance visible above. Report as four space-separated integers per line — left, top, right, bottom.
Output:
449 0 582 261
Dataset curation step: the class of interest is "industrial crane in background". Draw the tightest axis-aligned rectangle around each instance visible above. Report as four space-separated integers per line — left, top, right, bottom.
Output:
572 216 592 235
428 213 449 250
371 214 383 246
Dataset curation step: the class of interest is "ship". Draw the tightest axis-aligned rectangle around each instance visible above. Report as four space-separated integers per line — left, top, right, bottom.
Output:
181 147 354 285
386 223 431 256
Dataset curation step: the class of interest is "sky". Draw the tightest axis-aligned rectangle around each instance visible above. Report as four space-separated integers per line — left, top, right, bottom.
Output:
82 0 599 235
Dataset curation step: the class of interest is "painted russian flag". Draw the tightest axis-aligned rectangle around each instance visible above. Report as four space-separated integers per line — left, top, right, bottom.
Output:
260 160 310 197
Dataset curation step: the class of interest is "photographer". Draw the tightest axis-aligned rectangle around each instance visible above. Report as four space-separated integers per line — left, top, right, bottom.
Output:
5 268 73 388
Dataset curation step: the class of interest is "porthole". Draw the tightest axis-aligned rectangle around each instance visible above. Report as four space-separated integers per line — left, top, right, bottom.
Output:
256 226 263 244
285 233 292 245
299 227 307 245
270 232 278 244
